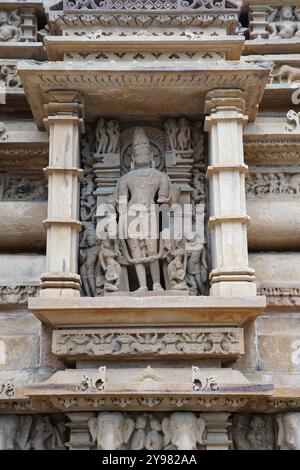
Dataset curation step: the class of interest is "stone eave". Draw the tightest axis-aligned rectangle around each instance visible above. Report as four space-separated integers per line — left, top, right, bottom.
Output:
28 295 267 328
45 35 245 61
244 38 300 56
0 43 46 60
18 60 271 129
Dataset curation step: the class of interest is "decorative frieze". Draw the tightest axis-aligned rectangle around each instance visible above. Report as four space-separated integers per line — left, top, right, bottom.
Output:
0 285 39 306
257 285 300 308
246 169 300 198
52 328 244 359
0 173 47 202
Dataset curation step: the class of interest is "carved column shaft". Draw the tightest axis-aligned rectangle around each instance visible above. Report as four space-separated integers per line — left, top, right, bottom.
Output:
41 92 84 297
201 412 232 450
205 90 256 296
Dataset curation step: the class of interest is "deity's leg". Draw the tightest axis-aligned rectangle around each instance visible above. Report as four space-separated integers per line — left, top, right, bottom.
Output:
145 239 163 291
128 239 148 291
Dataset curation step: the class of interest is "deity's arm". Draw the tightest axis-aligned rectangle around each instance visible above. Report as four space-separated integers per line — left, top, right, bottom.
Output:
99 250 107 272
117 176 129 202
157 173 171 203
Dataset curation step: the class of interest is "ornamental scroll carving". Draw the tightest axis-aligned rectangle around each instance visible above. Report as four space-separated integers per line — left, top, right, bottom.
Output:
63 0 231 12
79 118 207 297
0 65 22 89
53 328 243 358
0 285 39 305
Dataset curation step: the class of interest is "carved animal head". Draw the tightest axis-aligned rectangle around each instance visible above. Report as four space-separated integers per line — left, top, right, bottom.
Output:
162 412 206 450
277 413 300 450
88 412 134 450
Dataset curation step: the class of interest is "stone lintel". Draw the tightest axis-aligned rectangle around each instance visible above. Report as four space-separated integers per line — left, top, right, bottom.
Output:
28 295 266 328
52 327 245 361
21 367 273 413
244 38 300 56
18 61 271 130
44 36 245 61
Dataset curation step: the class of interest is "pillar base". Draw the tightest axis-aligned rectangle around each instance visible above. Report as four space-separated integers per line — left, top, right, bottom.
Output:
210 281 257 297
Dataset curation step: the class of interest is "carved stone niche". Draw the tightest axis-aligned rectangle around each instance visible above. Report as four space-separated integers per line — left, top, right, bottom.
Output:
79 118 208 297
230 413 276 450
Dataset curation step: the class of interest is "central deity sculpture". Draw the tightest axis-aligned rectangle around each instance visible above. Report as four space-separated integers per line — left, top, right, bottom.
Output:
117 128 171 292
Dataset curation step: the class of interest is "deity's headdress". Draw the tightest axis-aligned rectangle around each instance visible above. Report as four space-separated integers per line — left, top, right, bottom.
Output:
131 127 154 169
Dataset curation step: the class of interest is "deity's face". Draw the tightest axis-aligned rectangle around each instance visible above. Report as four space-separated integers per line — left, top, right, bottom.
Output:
280 6 293 20
133 143 152 168
0 11 8 24
87 235 95 247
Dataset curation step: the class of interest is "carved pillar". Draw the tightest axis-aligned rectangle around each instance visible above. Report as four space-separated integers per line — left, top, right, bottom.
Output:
201 412 232 450
41 91 84 297
249 5 269 40
65 412 95 450
19 8 37 42
204 89 256 296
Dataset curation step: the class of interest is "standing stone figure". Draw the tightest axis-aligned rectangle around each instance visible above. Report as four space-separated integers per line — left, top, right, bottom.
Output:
117 127 171 292
99 239 121 293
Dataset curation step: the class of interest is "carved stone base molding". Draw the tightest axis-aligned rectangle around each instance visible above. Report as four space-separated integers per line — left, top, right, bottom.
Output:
257 283 300 309
52 327 244 361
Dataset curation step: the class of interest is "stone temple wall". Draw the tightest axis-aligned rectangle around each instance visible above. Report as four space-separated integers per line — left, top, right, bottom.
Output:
0 0 300 451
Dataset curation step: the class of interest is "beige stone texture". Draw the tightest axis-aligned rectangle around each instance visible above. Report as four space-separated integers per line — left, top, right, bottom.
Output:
247 200 300 250
0 335 39 371
0 254 45 284
0 202 46 251
249 253 300 284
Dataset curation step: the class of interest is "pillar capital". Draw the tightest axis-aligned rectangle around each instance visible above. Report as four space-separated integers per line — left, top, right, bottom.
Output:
43 90 85 133
204 89 248 131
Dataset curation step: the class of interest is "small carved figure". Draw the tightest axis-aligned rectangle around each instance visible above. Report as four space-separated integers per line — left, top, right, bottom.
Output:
30 417 54 451
232 414 274 450
267 6 298 39
106 120 120 153
289 174 300 194
130 414 147 450
177 117 192 151
186 234 207 296
167 245 188 291
0 10 21 42
165 119 178 151
99 239 122 293
80 227 100 297
145 417 163 450
0 122 7 141
191 122 205 163
95 118 109 154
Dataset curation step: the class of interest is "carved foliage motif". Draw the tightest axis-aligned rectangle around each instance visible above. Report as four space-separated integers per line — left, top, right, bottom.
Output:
231 414 275 450
0 381 15 398
63 0 229 12
54 329 242 358
0 285 39 305
258 286 300 307
0 414 67 450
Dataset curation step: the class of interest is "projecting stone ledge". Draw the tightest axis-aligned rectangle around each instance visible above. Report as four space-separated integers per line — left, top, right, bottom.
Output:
28 295 266 328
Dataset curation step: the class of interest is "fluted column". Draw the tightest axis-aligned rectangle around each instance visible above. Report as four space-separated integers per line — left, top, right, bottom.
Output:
41 91 84 297
204 89 256 296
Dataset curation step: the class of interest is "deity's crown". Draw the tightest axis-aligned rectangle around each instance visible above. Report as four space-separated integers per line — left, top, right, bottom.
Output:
133 127 151 151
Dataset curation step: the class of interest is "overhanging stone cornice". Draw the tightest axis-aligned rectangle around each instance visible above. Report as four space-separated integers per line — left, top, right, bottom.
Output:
45 35 244 61
18 60 271 129
28 295 266 328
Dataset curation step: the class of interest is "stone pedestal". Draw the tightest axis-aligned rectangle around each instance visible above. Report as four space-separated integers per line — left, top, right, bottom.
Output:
205 89 256 297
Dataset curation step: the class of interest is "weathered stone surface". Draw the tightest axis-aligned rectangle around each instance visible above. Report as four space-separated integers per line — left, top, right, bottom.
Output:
0 335 40 370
